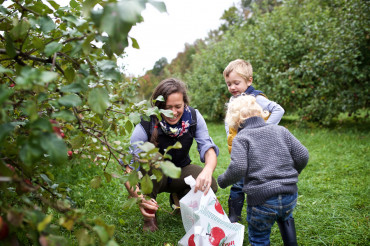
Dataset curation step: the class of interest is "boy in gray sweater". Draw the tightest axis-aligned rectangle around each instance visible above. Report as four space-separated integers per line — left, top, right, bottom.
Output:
217 95 309 246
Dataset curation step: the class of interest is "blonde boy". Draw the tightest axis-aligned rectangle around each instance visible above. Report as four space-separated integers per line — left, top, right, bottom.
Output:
218 95 309 246
223 59 285 223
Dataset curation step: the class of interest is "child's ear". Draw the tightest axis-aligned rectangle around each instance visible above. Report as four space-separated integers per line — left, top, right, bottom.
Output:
247 77 253 86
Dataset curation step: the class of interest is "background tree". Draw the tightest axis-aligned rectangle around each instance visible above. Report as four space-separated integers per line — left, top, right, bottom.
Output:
184 0 369 123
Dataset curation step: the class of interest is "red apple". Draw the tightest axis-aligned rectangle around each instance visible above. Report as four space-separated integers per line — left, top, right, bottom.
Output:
67 151 73 157
60 132 65 138
208 227 225 246
188 234 196 246
214 199 224 215
144 208 156 214
9 83 15 87
0 217 9 240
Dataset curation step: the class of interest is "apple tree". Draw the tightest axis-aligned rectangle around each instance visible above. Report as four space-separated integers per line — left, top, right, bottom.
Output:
0 0 180 244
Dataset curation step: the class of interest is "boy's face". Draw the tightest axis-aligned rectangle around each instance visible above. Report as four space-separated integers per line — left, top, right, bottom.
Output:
225 70 252 97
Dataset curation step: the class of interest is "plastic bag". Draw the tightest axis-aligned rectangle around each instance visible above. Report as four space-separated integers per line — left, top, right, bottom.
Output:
178 176 245 246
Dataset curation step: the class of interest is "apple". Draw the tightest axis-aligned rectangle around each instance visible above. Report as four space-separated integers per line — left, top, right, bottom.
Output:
144 208 155 214
60 132 65 138
0 217 9 240
67 151 73 157
214 199 224 215
9 83 15 87
188 234 196 246
208 227 225 246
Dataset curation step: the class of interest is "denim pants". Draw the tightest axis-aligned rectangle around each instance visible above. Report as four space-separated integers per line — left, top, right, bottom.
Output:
230 178 245 200
247 193 298 246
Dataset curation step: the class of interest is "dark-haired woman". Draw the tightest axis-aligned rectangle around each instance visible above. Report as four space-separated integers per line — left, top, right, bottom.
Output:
124 78 219 232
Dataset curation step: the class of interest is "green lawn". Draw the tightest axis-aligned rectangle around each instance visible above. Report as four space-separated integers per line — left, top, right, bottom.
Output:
53 118 369 245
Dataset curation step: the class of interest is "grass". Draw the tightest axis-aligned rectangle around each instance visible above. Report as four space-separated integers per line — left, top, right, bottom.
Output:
51 117 369 245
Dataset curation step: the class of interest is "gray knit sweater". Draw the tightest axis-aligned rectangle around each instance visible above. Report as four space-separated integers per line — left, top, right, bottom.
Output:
217 117 309 206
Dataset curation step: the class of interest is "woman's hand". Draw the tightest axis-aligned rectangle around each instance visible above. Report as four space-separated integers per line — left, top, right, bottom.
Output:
194 148 217 195
139 198 159 218
194 167 213 195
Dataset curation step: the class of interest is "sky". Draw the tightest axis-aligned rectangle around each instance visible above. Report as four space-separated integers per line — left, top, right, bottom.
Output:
121 0 240 76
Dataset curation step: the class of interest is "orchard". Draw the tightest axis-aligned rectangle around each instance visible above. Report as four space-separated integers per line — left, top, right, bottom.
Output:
0 0 182 245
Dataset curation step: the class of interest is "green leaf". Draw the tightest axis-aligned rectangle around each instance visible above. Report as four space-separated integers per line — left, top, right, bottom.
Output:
90 176 102 189
124 120 133 134
40 174 53 186
39 71 58 84
93 225 109 243
159 109 173 118
64 67 76 83
5 33 16 58
10 20 30 40
140 174 153 195
122 197 138 210
60 81 87 93
0 65 14 74
148 0 167 13
75 229 93 246
38 16 56 33
46 0 60 10
104 172 112 183
88 88 111 115
159 161 181 178
58 94 82 107
0 85 13 105
138 142 155 152
165 141 182 153
0 123 15 143
44 42 62 56
131 37 140 49
128 111 141 124
152 169 163 182
70 135 85 149
40 133 68 165
52 110 76 122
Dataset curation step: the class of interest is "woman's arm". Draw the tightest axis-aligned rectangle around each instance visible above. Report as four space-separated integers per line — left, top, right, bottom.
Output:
126 123 158 217
193 110 219 195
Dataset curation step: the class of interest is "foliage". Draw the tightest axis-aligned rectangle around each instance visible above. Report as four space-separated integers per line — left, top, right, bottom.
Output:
44 119 369 245
184 0 369 123
0 0 184 245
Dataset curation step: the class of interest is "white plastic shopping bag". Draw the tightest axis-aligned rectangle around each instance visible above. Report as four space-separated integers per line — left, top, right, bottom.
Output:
178 176 245 246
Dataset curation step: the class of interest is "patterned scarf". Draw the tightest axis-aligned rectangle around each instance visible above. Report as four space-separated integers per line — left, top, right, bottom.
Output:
159 106 192 138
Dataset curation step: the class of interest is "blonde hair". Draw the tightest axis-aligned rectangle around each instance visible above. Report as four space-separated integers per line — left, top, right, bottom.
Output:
223 59 253 81
225 95 269 129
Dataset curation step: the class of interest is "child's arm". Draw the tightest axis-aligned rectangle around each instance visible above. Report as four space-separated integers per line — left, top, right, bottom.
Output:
256 95 285 125
217 136 248 188
285 129 309 173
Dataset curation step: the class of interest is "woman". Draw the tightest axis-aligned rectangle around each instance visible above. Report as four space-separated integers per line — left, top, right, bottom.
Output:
124 78 219 232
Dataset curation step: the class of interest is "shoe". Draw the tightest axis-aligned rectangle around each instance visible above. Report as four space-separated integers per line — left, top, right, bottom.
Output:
169 193 180 215
143 217 159 232
277 218 298 246
228 196 244 223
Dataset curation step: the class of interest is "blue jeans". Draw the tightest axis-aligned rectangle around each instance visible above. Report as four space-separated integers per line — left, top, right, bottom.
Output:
247 193 298 246
230 178 245 200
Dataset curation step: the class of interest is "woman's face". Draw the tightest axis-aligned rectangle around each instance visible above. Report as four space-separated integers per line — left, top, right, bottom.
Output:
162 92 184 125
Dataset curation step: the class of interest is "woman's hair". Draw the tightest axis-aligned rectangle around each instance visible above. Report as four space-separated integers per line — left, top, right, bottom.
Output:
150 78 189 109
149 78 190 146
223 59 253 81
225 95 269 129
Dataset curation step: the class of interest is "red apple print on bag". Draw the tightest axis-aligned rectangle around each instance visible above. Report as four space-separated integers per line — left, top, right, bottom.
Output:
209 198 225 215
207 223 226 246
188 234 196 246
214 198 224 215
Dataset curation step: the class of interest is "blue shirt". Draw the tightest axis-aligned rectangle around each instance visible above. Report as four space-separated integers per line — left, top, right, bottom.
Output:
131 109 219 163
